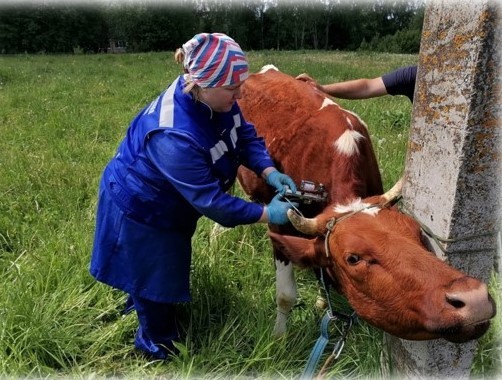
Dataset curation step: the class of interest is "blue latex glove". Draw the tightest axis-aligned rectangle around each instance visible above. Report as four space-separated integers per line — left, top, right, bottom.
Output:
266 170 297 195
266 193 299 225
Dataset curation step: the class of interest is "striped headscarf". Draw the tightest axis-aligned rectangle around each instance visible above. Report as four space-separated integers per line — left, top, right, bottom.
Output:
181 33 249 88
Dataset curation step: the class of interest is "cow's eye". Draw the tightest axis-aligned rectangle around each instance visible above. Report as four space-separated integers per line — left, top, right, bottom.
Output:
346 254 361 265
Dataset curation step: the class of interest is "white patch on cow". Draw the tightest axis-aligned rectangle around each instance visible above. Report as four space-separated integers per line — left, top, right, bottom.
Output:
259 64 279 73
334 198 381 216
345 115 353 128
319 97 336 110
344 109 369 130
334 129 365 156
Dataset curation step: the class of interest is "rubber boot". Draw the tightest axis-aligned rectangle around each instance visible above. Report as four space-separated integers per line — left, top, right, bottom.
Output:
130 295 180 360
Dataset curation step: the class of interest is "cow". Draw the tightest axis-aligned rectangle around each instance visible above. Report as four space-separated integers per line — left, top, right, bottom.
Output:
237 66 495 343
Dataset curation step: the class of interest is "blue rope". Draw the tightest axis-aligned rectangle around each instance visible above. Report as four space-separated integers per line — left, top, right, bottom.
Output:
300 267 357 380
300 312 332 380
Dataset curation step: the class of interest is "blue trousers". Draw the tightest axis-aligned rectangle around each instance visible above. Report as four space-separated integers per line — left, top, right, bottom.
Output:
124 295 180 359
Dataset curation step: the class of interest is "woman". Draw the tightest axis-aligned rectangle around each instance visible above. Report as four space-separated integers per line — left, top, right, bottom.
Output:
89 33 297 360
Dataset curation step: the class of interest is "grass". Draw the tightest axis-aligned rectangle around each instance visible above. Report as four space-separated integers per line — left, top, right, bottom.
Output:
0 50 498 379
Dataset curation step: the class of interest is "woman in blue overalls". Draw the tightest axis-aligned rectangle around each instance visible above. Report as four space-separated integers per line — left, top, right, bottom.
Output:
90 33 297 360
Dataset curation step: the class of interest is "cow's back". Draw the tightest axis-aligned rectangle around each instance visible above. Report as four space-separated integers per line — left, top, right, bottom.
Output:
238 67 383 210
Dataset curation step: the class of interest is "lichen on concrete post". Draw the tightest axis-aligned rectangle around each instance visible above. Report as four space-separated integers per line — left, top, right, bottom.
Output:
387 0 501 378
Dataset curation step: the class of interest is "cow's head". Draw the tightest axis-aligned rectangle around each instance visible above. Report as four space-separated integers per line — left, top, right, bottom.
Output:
268 180 496 342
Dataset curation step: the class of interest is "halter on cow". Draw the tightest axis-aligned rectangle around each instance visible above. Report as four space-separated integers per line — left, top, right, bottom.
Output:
237 66 495 343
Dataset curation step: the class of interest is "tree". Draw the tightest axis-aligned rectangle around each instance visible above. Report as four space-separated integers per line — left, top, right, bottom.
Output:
0 0 425 54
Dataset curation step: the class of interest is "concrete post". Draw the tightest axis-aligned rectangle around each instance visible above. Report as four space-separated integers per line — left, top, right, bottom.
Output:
386 1 501 378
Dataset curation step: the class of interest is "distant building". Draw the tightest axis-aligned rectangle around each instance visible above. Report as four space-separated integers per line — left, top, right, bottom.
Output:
106 39 127 53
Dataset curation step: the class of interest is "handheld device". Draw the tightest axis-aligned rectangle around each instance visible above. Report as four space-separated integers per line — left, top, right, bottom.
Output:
283 180 328 204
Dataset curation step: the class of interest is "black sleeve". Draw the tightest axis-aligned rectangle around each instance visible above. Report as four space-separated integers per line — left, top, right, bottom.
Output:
381 65 417 102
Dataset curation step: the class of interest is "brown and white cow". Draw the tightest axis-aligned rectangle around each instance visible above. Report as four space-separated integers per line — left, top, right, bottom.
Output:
237 66 495 343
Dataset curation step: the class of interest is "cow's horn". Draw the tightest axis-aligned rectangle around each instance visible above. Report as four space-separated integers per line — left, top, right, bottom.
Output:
383 177 403 202
287 209 318 235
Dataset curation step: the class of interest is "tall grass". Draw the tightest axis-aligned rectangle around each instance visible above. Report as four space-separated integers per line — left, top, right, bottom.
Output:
0 51 498 379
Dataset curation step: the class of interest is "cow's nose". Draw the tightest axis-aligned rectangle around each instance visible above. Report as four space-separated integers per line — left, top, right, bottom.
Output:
446 293 466 309
445 279 495 322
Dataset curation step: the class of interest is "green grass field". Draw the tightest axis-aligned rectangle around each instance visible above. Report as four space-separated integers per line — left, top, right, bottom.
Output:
0 51 499 379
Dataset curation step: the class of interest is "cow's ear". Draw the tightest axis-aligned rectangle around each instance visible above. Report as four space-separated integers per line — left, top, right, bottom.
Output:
268 231 330 267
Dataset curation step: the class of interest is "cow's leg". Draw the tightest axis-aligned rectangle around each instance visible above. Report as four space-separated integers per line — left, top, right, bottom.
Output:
273 258 297 337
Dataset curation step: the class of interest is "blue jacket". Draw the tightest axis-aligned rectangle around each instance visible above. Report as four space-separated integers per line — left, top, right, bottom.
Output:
106 75 271 229
90 75 274 302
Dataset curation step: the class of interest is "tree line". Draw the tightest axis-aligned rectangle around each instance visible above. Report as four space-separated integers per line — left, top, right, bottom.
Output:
0 0 425 55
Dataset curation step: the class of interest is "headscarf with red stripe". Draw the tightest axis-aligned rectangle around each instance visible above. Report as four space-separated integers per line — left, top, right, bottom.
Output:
181 33 249 88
